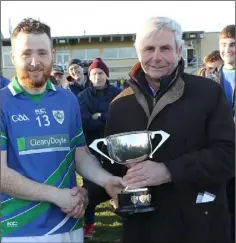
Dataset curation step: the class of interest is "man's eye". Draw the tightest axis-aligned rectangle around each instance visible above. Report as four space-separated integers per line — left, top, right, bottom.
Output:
22 53 30 57
146 47 154 51
161 46 171 51
39 51 47 55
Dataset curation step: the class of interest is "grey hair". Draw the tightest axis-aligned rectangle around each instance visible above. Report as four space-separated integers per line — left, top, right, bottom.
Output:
134 17 184 53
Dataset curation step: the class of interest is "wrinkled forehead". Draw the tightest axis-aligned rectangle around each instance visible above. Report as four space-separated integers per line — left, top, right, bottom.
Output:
69 64 83 72
140 29 176 49
12 32 52 52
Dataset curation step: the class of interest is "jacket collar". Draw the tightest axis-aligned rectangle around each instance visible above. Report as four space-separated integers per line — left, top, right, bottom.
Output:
126 59 185 128
128 58 185 96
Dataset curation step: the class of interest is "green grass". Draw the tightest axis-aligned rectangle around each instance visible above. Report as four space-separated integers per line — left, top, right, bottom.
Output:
86 201 122 243
76 174 122 243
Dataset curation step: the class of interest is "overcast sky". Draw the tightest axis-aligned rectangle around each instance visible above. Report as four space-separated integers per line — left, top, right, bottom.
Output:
1 1 235 38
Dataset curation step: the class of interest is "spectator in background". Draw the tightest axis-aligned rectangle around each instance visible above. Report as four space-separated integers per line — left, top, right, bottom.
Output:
78 58 121 239
217 24 235 243
198 51 223 82
50 64 66 88
66 59 90 96
203 50 223 76
197 67 207 77
217 25 235 116
198 50 223 81
123 79 130 89
0 76 10 89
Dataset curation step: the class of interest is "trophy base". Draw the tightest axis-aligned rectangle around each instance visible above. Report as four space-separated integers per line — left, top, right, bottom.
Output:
115 205 158 216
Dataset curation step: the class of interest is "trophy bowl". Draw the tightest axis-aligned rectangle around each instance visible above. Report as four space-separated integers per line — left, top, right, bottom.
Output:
89 130 170 216
106 131 153 165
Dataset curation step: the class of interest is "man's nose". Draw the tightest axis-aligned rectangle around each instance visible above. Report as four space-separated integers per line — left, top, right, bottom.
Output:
30 57 40 67
153 48 161 61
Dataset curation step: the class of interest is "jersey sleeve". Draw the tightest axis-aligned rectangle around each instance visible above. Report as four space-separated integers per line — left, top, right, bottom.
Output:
75 102 86 148
1 110 8 151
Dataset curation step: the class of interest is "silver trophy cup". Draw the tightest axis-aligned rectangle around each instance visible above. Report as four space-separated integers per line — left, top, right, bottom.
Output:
89 130 170 215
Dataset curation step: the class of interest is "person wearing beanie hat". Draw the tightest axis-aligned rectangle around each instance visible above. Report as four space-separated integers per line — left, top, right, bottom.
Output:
66 58 90 96
217 24 236 243
87 58 110 89
88 58 109 79
78 57 121 238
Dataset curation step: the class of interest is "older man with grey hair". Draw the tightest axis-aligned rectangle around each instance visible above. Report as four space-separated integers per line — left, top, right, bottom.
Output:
98 17 235 243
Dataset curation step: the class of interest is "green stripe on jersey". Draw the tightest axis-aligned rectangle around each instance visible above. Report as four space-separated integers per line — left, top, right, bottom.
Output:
2 147 75 218
2 160 75 236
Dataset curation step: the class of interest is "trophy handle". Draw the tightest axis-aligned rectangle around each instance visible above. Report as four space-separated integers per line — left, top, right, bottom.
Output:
149 131 170 158
89 139 115 164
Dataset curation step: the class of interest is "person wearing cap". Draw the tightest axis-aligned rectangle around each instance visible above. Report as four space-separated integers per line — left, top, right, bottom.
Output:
67 58 90 96
50 64 66 88
77 58 121 238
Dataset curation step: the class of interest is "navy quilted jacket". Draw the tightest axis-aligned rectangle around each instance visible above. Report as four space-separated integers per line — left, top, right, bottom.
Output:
77 82 121 146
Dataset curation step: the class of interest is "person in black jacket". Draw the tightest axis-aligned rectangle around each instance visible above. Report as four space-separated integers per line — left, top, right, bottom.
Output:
95 17 234 243
77 58 121 238
66 58 90 96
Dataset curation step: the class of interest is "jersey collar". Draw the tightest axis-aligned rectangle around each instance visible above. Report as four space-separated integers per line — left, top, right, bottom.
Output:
8 76 56 96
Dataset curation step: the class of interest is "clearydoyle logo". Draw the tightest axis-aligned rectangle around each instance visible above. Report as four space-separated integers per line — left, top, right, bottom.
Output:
17 134 70 155
11 114 30 122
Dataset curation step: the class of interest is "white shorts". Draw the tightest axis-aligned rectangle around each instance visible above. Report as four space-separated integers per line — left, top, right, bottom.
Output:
1 228 83 243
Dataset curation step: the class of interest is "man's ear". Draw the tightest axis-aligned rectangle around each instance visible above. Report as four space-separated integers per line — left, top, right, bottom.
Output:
10 51 16 66
177 45 182 60
52 48 55 58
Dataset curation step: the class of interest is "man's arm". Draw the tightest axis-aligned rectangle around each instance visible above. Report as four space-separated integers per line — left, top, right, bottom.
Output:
75 146 114 187
1 151 84 212
1 151 58 202
75 146 124 199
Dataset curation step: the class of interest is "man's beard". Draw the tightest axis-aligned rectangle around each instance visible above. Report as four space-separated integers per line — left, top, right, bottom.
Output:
16 62 53 89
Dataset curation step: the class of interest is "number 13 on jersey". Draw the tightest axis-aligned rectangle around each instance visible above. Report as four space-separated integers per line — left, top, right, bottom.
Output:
36 115 50 127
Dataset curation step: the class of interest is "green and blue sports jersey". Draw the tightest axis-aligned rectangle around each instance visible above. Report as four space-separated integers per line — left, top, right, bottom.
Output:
0 77 86 237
